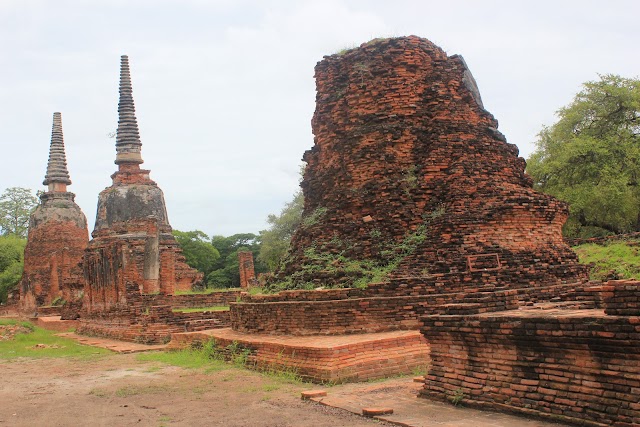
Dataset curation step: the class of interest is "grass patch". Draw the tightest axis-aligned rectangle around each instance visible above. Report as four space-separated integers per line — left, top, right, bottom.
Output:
171 306 229 313
0 319 109 359
137 339 304 385
573 241 640 281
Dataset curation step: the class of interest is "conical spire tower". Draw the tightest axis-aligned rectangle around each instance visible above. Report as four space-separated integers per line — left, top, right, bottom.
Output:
115 55 143 165
43 112 72 189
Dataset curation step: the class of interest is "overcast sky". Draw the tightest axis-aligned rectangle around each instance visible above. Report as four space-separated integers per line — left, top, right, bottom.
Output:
1 0 638 237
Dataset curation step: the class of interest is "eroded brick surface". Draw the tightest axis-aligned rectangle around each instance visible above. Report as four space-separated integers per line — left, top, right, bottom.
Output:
238 251 256 289
21 192 88 313
420 280 640 426
276 35 586 289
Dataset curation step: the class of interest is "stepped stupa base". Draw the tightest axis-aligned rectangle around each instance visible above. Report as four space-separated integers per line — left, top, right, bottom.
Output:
168 328 430 383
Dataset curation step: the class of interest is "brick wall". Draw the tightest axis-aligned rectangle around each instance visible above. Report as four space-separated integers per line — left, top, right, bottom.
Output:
598 280 640 316
231 281 599 335
420 282 640 426
78 283 236 343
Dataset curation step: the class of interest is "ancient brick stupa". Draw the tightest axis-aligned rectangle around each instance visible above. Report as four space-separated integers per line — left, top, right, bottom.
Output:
278 36 587 290
83 56 201 311
21 112 89 312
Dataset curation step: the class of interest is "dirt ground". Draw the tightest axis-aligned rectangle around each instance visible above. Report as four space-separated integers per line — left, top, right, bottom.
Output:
0 353 391 427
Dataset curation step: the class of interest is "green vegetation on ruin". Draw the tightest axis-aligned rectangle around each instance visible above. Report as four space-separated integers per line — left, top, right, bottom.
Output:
572 239 640 281
266 222 431 292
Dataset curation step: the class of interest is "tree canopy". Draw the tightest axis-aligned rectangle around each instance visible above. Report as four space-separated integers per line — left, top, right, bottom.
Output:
527 74 640 237
0 235 26 303
258 191 303 271
209 233 265 288
172 230 220 280
0 187 38 238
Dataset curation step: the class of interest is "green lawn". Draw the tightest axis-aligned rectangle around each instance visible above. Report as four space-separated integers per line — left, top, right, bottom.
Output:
0 319 109 359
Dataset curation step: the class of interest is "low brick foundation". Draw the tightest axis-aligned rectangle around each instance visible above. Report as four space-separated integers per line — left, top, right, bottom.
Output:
78 284 237 344
231 281 595 335
169 328 430 383
420 280 640 426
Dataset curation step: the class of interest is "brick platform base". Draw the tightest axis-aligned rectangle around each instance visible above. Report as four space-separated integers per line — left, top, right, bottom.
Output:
169 328 430 383
32 316 79 332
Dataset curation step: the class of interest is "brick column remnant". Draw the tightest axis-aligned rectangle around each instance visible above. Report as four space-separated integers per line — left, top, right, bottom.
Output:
277 36 587 290
21 112 89 313
83 55 202 313
238 251 256 289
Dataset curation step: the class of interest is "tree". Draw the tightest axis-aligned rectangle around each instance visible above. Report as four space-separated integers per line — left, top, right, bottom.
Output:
0 235 26 303
209 233 265 288
0 187 39 238
527 74 640 237
173 230 220 279
258 191 304 271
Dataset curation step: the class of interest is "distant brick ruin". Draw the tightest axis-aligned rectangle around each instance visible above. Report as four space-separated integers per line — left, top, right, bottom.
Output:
21 112 89 314
237 251 256 289
78 56 210 342
278 36 586 290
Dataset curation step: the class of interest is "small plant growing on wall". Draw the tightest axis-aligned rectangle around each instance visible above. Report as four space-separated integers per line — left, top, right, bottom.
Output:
448 388 465 406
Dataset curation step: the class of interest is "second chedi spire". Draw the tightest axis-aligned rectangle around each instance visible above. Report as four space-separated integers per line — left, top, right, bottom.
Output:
115 55 143 166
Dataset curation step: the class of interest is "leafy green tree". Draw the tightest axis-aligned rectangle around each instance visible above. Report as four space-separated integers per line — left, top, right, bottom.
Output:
209 233 265 288
173 230 220 279
0 187 38 238
0 235 26 303
527 74 640 237
258 191 303 271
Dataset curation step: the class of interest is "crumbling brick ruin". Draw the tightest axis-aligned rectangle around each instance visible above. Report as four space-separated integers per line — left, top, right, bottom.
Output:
228 38 640 420
233 35 588 335
21 112 89 315
276 35 586 290
237 251 256 289
78 56 213 343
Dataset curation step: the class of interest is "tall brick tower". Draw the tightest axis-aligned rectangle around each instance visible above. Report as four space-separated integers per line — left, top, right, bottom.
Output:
83 56 202 312
21 112 89 312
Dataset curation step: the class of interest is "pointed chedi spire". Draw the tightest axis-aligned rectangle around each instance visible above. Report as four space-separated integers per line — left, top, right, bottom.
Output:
43 112 72 191
115 55 143 165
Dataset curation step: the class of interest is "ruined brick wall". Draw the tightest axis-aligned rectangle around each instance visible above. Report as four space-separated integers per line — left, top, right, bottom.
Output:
20 192 88 312
78 282 236 343
237 251 256 289
231 281 601 335
420 283 640 426
277 35 585 289
600 280 640 315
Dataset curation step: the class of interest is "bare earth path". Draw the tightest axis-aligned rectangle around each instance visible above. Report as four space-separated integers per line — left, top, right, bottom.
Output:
0 351 568 427
0 353 387 427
